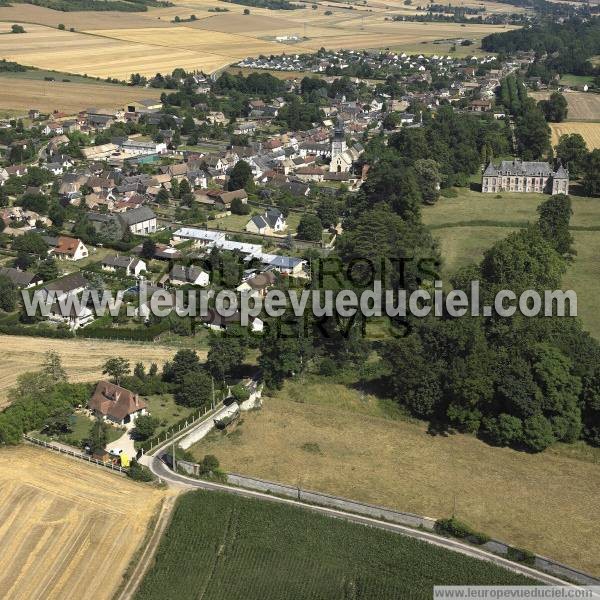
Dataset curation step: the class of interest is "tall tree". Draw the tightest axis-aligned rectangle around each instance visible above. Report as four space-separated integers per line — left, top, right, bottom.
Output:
536 194 574 258
102 357 131 386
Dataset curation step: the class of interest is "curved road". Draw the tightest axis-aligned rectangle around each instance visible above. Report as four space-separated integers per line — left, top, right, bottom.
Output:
147 454 578 588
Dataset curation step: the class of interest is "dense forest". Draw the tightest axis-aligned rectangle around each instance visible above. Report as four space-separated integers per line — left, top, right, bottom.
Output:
1 0 172 11
482 17 600 76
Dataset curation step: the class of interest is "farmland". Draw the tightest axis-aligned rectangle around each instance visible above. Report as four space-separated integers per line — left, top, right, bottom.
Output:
0 73 161 114
550 122 600 150
190 378 600 575
0 2 516 80
0 334 179 408
530 91 600 121
422 188 600 338
0 445 165 600
134 489 537 600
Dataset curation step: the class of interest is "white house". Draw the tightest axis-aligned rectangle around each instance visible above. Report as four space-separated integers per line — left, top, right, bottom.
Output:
101 255 146 277
44 236 89 261
119 206 157 235
88 381 148 426
167 264 209 287
245 208 287 236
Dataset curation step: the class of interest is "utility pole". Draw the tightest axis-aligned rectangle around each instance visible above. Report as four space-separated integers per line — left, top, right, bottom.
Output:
172 432 177 473
211 376 215 410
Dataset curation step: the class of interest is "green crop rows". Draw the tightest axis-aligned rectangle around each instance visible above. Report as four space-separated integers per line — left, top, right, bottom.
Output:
134 490 538 600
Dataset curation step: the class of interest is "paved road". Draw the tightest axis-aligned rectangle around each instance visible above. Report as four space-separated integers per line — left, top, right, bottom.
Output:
146 454 576 588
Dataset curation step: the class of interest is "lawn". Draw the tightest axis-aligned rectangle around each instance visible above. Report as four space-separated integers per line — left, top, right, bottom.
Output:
190 378 600 576
423 188 600 338
32 412 123 446
144 393 197 436
134 489 537 600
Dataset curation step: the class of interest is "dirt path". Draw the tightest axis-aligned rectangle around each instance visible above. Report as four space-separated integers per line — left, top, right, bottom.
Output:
115 492 179 600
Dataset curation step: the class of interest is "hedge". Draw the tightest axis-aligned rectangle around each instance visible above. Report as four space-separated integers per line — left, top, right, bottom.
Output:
0 324 74 338
507 546 536 567
434 517 491 545
77 320 170 341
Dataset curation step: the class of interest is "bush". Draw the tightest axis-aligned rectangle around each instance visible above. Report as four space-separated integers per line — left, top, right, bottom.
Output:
128 459 155 482
319 357 337 376
434 518 490 545
507 546 536 566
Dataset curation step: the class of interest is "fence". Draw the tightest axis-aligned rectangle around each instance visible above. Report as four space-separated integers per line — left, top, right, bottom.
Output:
24 435 128 474
139 403 223 454
225 472 436 530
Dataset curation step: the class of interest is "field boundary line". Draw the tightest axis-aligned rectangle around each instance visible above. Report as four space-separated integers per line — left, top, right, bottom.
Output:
115 493 179 600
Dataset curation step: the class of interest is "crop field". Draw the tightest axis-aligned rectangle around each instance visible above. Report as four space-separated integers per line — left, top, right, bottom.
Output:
0 74 161 113
0 334 178 408
422 188 600 338
134 489 537 600
190 378 600 575
0 445 165 600
550 122 600 150
0 4 515 80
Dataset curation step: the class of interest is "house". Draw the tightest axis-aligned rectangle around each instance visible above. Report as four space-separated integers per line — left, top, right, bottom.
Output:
201 308 263 332
469 99 493 112
45 236 89 261
119 206 157 235
245 208 287 236
102 255 146 277
0 267 43 289
89 381 148 426
43 272 88 301
236 271 276 298
482 160 569 195
261 254 306 275
215 189 248 210
166 264 209 287
120 139 167 156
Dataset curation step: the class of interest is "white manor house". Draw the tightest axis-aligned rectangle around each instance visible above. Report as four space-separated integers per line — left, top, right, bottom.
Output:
482 159 569 195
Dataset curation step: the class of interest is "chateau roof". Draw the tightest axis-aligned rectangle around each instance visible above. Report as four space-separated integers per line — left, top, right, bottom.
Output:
483 159 566 178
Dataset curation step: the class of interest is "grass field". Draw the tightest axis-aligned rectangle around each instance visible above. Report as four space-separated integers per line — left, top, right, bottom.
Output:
422 188 600 338
0 72 161 113
190 378 600 576
0 335 178 408
0 445 165 600
134 489 537 600
550 122 600 150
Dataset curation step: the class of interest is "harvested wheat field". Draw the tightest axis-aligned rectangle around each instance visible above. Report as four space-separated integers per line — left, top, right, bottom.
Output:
0 445 166 600
0 335 179 408
0 23 230 79
550 122 600 149
0 76 160 113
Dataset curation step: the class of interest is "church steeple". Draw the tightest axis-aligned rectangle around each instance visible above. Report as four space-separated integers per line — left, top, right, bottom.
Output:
331 117 346 158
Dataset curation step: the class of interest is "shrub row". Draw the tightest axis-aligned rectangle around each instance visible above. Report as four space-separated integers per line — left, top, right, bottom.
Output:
434 517 491 545
0 324 74 338
77 320 170 341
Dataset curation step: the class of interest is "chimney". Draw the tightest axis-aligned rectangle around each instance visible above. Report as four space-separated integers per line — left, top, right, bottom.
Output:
134 394 139 407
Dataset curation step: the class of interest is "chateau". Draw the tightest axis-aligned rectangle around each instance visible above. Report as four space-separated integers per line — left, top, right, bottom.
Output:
482 159 569 195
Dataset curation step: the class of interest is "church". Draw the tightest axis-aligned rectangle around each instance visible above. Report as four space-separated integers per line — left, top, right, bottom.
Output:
482 159 569 195
329 118 363 173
